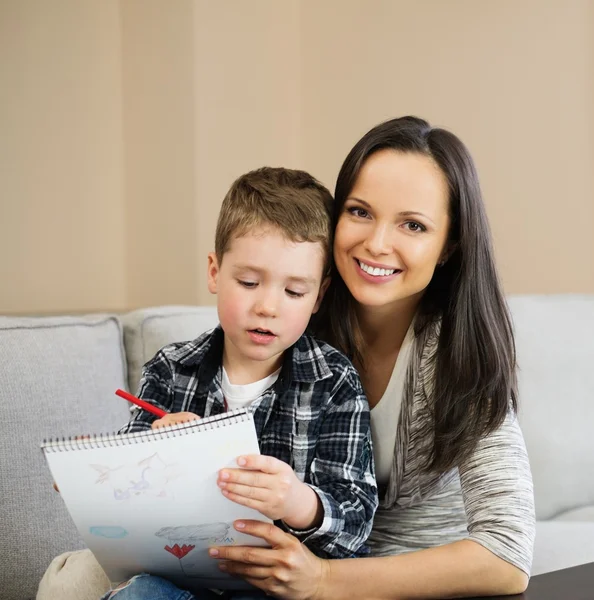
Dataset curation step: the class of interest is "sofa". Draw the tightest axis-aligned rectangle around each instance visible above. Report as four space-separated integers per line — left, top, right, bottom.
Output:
1 296 593 600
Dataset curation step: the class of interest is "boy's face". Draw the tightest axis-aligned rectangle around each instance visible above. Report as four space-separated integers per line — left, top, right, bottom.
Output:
208 227 329 381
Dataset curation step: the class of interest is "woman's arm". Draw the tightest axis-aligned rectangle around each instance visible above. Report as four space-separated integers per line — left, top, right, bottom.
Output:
214 410 534 599
213 521 527 600
321 539 528 599
459 409 535 577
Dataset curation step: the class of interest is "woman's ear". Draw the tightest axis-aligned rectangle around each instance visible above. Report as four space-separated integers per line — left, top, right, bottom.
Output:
438 243 457 267
207 253 220 294
312 276 331 314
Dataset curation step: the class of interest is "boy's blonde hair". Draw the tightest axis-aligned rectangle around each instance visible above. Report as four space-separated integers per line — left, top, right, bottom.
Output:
215 167 333 272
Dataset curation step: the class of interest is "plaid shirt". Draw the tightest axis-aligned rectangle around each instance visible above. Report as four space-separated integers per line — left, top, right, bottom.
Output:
120 326 378 558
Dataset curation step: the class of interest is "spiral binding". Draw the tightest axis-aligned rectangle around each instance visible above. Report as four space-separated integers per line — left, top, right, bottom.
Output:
41 408 251 453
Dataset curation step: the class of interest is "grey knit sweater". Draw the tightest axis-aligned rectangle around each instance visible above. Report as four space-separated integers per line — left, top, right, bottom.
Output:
367 321 535 575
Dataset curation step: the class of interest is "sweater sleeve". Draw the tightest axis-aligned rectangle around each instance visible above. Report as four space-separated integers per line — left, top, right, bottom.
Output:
458 410 536 575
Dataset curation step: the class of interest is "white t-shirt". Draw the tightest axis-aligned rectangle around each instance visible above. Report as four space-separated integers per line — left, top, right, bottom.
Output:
370 324 415 486
221 367 281 411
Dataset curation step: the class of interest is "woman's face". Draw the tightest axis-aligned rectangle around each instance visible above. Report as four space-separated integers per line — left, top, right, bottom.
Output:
334 149 451 312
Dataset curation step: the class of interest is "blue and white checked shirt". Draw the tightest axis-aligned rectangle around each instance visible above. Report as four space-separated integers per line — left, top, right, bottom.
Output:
120 326 378 558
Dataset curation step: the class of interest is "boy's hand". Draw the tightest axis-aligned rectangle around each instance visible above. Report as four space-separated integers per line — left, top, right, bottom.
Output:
217 455 322 530
151 412 200 430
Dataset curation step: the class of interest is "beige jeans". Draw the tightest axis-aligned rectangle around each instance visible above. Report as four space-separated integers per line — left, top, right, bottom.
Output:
36 550 111 600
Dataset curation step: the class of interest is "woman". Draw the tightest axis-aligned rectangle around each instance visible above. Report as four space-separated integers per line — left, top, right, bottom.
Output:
37 116 534 600
209 116 535 599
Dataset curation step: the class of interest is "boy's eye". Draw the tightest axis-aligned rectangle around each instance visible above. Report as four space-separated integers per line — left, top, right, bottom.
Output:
286 289 305 298
347 206 370 219
238 280 257 288
403 221 426 233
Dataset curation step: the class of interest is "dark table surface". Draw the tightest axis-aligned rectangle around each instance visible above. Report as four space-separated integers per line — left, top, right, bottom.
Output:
470 562 594 600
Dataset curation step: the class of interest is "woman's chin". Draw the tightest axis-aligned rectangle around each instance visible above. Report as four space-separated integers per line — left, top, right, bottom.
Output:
349 284 425 313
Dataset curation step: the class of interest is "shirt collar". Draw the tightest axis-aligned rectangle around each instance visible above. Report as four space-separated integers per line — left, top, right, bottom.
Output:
170 325 333 387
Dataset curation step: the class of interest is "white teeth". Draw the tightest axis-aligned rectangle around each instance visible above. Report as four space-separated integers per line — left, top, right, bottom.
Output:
358 260 397 277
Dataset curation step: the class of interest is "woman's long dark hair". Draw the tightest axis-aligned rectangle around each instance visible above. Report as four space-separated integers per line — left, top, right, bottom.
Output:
312 116 517 472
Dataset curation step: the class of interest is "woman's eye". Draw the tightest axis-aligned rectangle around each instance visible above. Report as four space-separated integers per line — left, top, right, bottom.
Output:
403 221 426 233
347 206 370 219
238 280 257 288
286 289 305 298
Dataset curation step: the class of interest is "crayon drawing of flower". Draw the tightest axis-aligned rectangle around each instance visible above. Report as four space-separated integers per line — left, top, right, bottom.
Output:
164 543 195 559
155 523 231 577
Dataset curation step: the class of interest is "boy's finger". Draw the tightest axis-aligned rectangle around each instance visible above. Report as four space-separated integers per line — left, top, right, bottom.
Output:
218 481 269 502
220 489 263 512
219 468 271 489
236 454 282 473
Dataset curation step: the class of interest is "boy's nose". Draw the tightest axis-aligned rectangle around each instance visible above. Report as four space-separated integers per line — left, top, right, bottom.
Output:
254 295 278 317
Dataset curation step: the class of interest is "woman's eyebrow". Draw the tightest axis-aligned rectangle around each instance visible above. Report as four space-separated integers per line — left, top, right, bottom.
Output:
346 196 371 207
399 210 436 225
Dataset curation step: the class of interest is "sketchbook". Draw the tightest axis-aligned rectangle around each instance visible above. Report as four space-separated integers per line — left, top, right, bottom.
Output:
41 409 269 591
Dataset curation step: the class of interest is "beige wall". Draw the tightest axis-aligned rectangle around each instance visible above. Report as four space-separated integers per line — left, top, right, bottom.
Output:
299 0 594 294
121 0 198 308
192 0 301 304
1 0 592 314
0 0 127 313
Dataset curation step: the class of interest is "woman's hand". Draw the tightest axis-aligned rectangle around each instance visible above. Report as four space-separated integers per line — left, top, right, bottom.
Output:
209 520 329 600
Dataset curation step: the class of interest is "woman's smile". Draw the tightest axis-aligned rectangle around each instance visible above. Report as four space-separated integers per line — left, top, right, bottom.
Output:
354 258 403 283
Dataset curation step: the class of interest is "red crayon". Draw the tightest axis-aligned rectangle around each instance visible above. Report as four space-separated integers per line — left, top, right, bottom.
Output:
115 389 167 418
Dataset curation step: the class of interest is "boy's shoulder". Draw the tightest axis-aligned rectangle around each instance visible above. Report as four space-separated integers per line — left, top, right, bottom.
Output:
147 327 221 368
285 334 367 408
292 332 361 385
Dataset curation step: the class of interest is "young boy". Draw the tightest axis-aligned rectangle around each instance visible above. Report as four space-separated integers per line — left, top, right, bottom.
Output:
109 168 377 598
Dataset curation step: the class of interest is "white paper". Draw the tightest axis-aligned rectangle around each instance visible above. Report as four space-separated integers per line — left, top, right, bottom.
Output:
43 411 270 590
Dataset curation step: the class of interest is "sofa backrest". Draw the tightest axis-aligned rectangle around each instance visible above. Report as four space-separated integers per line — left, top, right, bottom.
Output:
509 294 594 520
0 315 130 600
121 300 594 522
122 305 219 395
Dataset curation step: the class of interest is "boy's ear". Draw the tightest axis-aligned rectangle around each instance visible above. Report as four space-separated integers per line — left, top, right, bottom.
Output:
207 252 220 295
312 276 330 314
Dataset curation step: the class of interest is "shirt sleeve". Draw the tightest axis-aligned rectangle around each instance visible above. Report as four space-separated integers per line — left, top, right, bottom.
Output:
281 365 379 558
118 350 175 434
459 410 536 576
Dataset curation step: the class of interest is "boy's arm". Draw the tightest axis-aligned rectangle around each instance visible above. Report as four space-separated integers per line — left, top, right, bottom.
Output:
118 351 175 434
279 365 378 558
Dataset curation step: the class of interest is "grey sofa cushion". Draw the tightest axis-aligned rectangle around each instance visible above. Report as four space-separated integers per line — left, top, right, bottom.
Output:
533 521 594 575
509 295 594 521
0 315 130 600
122 306 219 395
555 506 594 521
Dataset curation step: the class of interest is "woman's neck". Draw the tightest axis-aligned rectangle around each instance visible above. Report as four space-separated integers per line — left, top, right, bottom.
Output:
356 297 419 358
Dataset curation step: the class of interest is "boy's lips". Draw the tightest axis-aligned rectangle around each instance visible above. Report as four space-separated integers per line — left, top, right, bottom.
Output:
247 328 277 345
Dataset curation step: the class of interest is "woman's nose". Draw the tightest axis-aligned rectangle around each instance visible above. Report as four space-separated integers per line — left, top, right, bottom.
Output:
363 223 392 256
